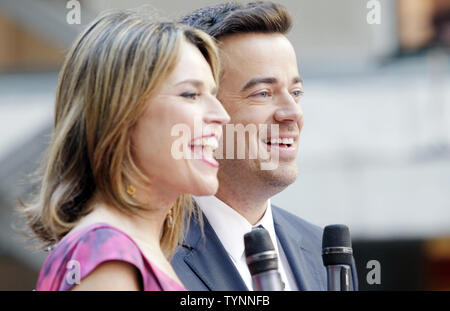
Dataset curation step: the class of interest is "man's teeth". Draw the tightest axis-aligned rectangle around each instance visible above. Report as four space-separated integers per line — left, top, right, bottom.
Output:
267 138 294 145
191 137 219 150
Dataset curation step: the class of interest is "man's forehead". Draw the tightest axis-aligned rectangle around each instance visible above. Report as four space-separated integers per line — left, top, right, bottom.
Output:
217 33 299 84
218 32 297 69
219 32 289 52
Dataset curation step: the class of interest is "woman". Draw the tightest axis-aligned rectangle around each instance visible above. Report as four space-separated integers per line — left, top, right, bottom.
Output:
20 9 229 290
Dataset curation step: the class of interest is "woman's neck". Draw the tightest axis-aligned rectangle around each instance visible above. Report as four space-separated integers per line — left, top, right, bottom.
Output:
83 184 178 251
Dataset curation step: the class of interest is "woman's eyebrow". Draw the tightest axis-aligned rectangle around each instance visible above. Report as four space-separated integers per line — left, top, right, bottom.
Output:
175 79 204 87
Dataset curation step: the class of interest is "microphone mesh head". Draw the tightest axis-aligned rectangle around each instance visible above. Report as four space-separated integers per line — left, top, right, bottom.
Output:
322 224 352 249
244 227 278 275
244 227 275 257
322 224 353 266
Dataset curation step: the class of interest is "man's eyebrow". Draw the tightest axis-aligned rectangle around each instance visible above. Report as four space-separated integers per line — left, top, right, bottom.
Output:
240 76 303 92
293 76 303 85
241 77 277 92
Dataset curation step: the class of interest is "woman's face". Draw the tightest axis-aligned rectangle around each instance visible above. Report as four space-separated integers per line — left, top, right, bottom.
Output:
130 40 230 197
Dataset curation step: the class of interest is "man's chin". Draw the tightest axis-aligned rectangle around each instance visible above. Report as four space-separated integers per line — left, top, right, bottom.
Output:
256 161 298 188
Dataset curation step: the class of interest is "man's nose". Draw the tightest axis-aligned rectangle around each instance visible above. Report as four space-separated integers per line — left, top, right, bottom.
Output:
273 92 304 124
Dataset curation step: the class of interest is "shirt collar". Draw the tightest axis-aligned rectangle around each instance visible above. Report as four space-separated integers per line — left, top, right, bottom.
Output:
193 195 277 264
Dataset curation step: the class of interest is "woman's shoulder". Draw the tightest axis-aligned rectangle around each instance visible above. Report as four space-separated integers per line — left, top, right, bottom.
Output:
35 223 163 291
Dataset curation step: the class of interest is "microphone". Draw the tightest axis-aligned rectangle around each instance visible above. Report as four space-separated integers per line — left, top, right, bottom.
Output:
244 227 284 291
322 224 354 291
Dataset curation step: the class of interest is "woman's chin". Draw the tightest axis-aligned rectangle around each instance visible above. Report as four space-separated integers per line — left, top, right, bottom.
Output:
183 160 220 196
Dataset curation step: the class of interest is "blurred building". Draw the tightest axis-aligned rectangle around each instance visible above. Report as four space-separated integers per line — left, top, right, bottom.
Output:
0 0 449 290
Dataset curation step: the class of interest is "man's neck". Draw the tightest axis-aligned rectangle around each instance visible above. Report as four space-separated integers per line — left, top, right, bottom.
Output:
214 188 269 225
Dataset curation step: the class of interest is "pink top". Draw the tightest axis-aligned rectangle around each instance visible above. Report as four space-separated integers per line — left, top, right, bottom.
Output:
35 223 186 291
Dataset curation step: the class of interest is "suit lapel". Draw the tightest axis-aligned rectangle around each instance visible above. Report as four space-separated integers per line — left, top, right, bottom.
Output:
272 207 324 290
182 213 248 291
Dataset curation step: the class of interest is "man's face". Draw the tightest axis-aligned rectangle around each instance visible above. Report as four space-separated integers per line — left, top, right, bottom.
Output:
217 32 304 190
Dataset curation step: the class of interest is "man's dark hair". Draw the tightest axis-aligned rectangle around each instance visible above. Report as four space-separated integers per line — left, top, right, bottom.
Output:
179 1 292 39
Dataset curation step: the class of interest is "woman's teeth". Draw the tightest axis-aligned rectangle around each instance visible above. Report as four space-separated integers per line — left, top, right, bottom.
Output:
189 136 220 167
190 136 219 150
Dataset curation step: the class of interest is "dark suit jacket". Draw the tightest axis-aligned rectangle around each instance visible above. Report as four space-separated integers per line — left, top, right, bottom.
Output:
171 204 358 291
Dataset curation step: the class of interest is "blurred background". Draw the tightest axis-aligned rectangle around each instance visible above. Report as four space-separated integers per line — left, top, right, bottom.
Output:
0 0 449 290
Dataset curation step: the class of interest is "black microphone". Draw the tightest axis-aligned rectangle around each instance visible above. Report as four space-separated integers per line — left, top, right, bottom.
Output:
244 227 284 291
322 224 354 291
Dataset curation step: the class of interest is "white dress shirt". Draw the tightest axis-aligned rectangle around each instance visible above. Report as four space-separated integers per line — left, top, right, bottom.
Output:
193 195 298 291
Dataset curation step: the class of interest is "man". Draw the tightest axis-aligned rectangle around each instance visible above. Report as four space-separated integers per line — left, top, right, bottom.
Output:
172 1 358 291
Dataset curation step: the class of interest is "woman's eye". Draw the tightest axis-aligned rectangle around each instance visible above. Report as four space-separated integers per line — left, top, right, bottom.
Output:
181 92 199 100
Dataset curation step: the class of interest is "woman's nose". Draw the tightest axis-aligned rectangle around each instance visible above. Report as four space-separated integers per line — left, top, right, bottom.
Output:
204 96 230 125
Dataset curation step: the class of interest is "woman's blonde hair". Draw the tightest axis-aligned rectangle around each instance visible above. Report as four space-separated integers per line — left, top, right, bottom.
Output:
19 9 218 257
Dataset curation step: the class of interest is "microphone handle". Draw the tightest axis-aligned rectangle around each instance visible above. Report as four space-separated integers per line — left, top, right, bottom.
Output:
326 264 351 291
252 270 285 291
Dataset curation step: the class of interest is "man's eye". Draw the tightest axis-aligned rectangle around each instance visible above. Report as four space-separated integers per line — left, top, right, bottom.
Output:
254 91 270 98
181 92 199 100
292 90 304 98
